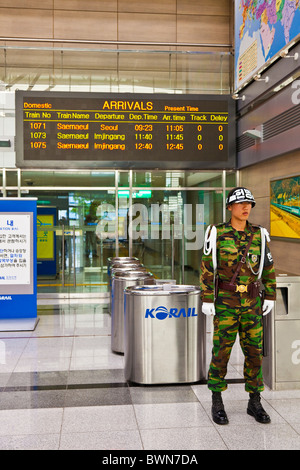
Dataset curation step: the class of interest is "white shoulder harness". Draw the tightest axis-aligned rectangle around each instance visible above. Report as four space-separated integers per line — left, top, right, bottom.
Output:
257 227 270 280
203 225 217 272
203 224 270 279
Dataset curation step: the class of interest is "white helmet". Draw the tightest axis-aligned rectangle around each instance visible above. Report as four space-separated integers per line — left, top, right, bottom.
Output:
226 187 256 208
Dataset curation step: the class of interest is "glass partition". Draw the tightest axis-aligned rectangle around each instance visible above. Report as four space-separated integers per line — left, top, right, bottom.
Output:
21 170 116 188
0 168 237 296
132 170 224 188
0 42 231 95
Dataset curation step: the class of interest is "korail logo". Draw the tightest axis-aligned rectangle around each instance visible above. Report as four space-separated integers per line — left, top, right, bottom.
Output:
0 296 12 301
145 305 198 319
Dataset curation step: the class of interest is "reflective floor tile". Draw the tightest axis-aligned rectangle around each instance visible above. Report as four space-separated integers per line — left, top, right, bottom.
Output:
264 398 300 424
67 368 125 385
0 408 63 436
216 423 300 450
0 373 10 388
71 336 111 357
130 385 199 405
292 423 300 435
140 426 227 450
64 385 131 407
14 356 71 373
61 405 138 434
22 337 73 358
69 354 124 370
59 430 143 450
0 389 66 410
6 371 68 388
134 402 212 429
0 433 60 450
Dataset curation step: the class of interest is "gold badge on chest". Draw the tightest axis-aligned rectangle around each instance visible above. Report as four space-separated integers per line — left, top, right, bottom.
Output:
251 254 258 263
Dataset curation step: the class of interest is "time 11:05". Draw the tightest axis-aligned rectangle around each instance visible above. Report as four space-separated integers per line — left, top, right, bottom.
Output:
166 125 183 132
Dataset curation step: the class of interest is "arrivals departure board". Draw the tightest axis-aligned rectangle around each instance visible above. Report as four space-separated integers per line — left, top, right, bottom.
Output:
16 91 235 169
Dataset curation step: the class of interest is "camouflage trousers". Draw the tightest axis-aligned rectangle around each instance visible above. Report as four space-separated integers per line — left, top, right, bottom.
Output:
207 297 264 393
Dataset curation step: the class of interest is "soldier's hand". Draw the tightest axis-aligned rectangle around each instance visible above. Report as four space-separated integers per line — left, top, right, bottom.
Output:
262 299 274 316
202 302 215 316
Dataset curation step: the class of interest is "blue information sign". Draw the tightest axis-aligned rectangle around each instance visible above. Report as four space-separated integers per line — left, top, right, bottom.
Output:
0 198 38 331
37 207 57 278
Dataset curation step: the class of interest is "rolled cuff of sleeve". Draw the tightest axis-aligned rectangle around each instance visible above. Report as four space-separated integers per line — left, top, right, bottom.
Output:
264 292 276 301
200 292 214 303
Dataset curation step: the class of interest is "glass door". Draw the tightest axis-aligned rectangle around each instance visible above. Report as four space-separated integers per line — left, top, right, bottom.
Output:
129 188 224 285
28 190 117 296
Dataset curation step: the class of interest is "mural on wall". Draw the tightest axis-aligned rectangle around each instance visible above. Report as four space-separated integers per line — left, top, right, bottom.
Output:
234 0 300 91
270 175 300 239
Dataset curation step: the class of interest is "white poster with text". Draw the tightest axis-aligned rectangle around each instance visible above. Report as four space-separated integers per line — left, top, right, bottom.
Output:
0 214 31 285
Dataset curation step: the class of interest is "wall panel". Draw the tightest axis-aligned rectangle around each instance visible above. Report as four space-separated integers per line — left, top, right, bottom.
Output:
54 11 117 41
0 1 53 8
177 15 229 44
240 151 300 275
177 0 230 16
0 0 231 44
0 8 53 38
118 13 176 43
53 0 117 12
118 0 176 14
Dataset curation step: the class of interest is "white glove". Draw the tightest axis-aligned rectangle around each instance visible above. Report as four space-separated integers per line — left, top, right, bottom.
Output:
202 302 215 316
262 299 274 316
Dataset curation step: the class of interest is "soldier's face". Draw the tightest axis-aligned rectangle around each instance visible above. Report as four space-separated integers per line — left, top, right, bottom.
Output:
228 201 252 222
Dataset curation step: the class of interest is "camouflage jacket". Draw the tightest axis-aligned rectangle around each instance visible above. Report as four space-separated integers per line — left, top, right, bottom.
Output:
200 221 277 303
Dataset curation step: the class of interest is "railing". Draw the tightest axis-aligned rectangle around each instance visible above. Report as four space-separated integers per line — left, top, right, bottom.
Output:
0 37 233 94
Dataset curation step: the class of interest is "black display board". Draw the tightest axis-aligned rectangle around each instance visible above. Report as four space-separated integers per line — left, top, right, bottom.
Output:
16 91 236 169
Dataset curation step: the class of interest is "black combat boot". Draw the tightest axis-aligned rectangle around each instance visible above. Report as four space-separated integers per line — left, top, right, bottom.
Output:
211 391 229 425
247 392 271 423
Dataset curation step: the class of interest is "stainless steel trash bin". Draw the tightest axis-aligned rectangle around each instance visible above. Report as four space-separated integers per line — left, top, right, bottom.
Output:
111 270 155 354
109 261 144 287
109 262 144 286
108 261 144 312
110 265 148 312
124 284 206 384
263 271 300 390
155 279 176 285
107 257 139 276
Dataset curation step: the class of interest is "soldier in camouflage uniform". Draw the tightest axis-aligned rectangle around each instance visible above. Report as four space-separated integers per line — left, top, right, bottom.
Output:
200 187 276 425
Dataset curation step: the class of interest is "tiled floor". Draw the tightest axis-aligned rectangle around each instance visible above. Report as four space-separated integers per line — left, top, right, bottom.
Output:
0 299 300 450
